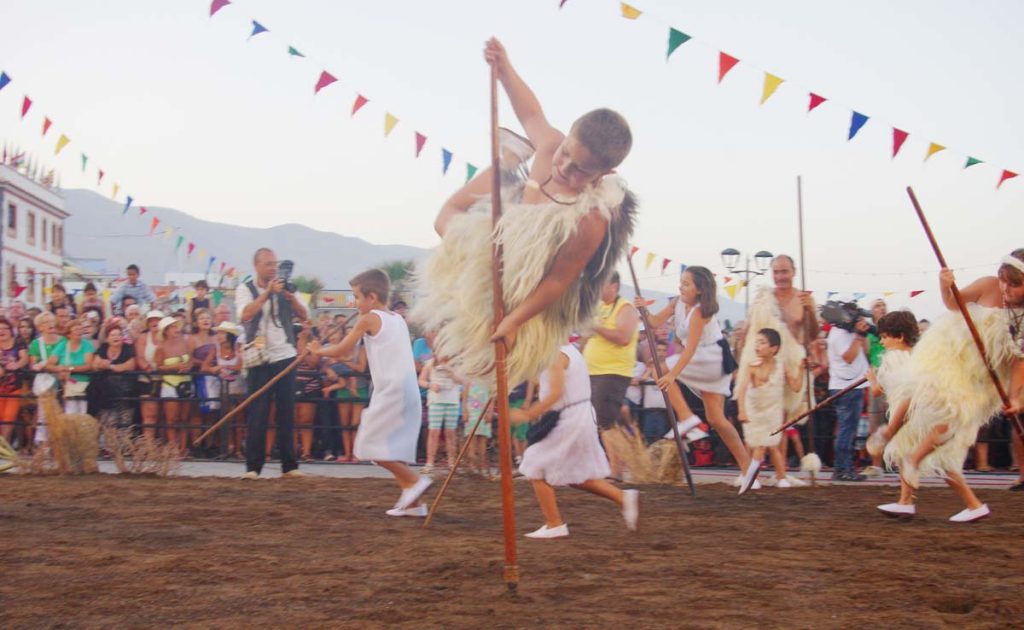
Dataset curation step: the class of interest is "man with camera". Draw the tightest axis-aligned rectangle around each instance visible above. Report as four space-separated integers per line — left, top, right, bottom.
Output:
236 247 309 479
826 305 872 482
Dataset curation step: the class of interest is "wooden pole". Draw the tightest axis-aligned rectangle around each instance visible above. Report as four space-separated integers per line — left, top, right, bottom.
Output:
796 175 817 484
423 396 496 528
773 376 867 435
490 64 519 593
906 187 1024 434
626 254 696 496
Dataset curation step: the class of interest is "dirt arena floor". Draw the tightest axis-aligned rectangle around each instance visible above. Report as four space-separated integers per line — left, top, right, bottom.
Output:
1 474 1022 629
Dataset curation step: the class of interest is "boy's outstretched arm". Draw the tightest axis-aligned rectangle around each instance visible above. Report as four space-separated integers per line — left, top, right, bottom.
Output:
491 209 608 344
485 38 563 150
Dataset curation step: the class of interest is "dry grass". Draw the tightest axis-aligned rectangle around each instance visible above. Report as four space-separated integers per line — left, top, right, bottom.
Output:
600 426 693 485
102 426 183 476
36 393 99 475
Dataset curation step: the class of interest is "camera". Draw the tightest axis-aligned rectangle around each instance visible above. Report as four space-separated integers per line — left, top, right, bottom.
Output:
277 259 297 293
820 300 877 336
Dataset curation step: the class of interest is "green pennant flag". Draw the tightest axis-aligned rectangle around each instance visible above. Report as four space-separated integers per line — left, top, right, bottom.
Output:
212 289 224 306
80 153 87 172
964 156 983 168
287 46 305 58
175 235 184 251
667 28 691 59
466 163 478 182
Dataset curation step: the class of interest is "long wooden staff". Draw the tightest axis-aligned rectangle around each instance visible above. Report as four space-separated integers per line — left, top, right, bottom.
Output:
423 396 496 527
906 186 1024 434
489 64 519 593
772 376 868 435
796 175 818 484
195 311 357 444
626 255 696 496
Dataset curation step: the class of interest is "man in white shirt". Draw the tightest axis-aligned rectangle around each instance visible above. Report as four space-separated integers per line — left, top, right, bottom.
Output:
826 317 871 481
236 247 308 479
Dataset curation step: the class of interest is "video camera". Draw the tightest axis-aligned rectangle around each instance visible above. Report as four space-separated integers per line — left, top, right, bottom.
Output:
277 259 297 294
819 300 877 336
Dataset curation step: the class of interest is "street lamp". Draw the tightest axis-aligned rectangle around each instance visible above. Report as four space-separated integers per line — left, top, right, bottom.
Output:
720 248 774 315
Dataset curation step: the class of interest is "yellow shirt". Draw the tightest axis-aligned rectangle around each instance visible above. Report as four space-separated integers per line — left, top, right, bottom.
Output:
583 297 638 377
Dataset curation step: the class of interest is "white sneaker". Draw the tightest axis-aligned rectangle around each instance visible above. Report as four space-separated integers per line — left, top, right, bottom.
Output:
877 502 916 518
282 469 307 478
524 523 569 539
776 478 792 488
240 471 259 480
738 460 762 496
385 505 428 518
862 465 884 477
785 475 807 487
665 416 701 440
395 476 433 510
949 504 991 523
751 479 762 490
621 489 639 531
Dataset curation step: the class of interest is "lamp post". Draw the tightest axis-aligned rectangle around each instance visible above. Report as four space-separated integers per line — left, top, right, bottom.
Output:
720 248 773 315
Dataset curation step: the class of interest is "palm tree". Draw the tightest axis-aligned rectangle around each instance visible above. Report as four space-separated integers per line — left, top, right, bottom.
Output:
380 259 415 297
291 275 325 295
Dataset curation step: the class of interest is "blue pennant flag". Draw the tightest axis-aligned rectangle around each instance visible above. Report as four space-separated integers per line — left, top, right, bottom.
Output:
679 263 687 275
441 148 453 175
249 20 269 39
206 256 216 274
848 111 869 140
121 196 133 215
852 292 867 301
827 291 838 299
0 72 10 93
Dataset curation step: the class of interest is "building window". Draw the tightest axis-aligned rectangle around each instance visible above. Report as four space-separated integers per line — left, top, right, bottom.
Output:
42 218 48 251
27 211 36 246
52 223 58 255
5 263 15 298
6 203 15 239
56 225 63 255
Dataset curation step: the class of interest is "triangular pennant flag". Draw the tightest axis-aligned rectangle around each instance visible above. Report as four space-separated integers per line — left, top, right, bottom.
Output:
848 111 869 140
808 93 827 113
466 163 478 182
351 94 369 116
209 0 231 17
97 169 104 184
852 292 866 301
679 263 687 275
620 2 642 19
644 252 656 270
998 170 1018 189
718 52 740 83
80 153 87 172
0 72 10 92
910 290 924 298
187 242 196 256
219 261 226 273
21 96 32 118
883 291 895 297
150 217 160 234
892 128 909 158
827 291 838 299
54 134 70 156
175 235 185 252
111 183 120 200
198 248 206 259
249 20 269 39
629 246 639 258
667 28 691 59
384 112 399 136
206 256 216 273
964 156 983 169
164 227 173 239
42 117 52 137
925 142 945 161
760 73 784 105
139 206 148 216
560 0 570 8
314 71 337 95
442 148 453 174
287 46 305 58
415 132 427 158
725 284 739 299
740 280 748 289
121 196 133 215
661 258 671 274
724 276 733 284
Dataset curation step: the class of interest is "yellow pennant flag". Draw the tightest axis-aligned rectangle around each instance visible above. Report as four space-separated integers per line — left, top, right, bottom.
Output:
883 291 895 297
739 279 748 289
164 227 173 239
925 142 946 161
760 73 784 105
725 284 739 300
198 248 206 259
54 134 71 156
620 2 642 19
111 183 120 200
384 113 399 137
644 252 656 270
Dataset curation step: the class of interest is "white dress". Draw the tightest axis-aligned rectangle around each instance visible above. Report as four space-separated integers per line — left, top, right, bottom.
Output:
666 301 732 396
518 345 611 486
354 310 421 463
743 360 784 448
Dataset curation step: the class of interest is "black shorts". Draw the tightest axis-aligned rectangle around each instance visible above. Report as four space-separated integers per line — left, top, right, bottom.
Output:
589 374 631 431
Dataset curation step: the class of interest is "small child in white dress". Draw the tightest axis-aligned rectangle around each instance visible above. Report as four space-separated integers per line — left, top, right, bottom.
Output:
737 328 803 488
312 269 432 517
512 343 639 539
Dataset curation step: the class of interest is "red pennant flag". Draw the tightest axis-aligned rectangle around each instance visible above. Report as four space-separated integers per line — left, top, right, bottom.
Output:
910 290 924 298
415 132 427 158
351 94 369 116
998 170 1018 189
21 96 32 118
807 93 827 113
724 276 732 284
718 52 740 83
150 217 160 234
559 0 569 7
97 169 105 184
139 206 148 216
661 258 671 274
629 245 639 258
219 261 226 273
187 242 195 256
12 284 26 298
314 71 337 95
42 117 52 137
209 0 231 17
892 128 909 158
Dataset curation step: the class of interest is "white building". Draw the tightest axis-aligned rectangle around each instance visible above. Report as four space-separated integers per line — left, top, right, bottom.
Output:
0 163 67 309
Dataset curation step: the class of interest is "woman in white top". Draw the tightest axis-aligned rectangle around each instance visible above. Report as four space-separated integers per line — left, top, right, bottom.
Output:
639 266 760 494
134 310 164 442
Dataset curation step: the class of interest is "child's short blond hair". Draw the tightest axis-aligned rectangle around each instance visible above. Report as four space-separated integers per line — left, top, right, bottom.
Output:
570 108 632 171
350 268 390 304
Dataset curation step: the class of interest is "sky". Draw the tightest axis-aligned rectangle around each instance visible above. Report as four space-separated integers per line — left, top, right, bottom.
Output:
1 0 1021 319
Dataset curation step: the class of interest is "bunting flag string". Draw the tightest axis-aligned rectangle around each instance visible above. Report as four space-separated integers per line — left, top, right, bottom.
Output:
760 73 784 105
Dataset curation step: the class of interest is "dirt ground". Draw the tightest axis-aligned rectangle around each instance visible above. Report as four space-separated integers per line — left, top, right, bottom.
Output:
1 474 1021 629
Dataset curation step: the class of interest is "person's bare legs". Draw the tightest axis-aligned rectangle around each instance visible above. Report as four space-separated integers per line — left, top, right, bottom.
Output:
443 427 457 469
530 479 564 527
945 468 984 510
571 478 624 506
141 399 159 442
767 446 788 480
702 392 752 471
1012 429 1024 483
425 427 440 468
974 440 992 472
295 403 315 459
376 460 419 489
